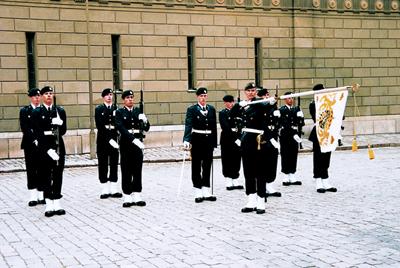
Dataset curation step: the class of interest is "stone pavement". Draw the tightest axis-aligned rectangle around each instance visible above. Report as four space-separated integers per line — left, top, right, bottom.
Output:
1 133 399 173
0 146 400 267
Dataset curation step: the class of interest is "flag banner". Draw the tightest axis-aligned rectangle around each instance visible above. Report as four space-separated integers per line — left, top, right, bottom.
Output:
315 89 348 153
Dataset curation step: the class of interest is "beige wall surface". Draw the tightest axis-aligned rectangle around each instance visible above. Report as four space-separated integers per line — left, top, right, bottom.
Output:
0 0 399 157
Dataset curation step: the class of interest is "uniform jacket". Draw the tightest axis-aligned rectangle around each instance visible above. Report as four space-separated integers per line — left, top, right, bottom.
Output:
219 108 240 144
279 105 305 138
308 101 318 143
183 104 217 148
32 105 67 155
95 103 119 144
115 106 150 148
20 104 37 149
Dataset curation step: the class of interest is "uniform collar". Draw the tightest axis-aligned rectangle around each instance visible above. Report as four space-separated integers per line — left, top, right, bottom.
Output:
43 104 52 110
30 103 38 109
286 104 292 109
124 106 133 112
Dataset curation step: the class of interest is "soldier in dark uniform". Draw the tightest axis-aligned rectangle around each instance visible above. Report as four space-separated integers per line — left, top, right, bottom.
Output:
279 92 304 186
219 95 243 191
19 88 45 206
231 83 277 214
115 90 150 207
32 86 67 217
95 88 122 199
309 84 337 193
257 88 282 198
183 87 217 203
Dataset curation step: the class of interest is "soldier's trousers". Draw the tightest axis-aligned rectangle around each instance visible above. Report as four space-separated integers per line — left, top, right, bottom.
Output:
191 143 214 189
24 146 41 190
40 153 65 200
120 145 143 194
313 141 331 179
241 133 266 197
260 145 279 184
280 135 299 174
220 138 241 179
97 143 119 184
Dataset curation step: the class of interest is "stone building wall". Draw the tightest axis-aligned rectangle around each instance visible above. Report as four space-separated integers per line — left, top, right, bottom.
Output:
0 0 399 158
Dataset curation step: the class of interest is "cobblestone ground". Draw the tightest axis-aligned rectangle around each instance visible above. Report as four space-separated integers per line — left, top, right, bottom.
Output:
0 147 399 267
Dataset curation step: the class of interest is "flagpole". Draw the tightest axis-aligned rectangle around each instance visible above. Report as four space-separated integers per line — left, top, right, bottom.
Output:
280 85 359 100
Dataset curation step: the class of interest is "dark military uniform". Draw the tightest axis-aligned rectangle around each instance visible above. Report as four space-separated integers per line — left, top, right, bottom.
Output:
279 104 304 180
95 103 119 185
232 98 273 199
260 103 281 196
32 104 67 201
20 88 45 207
115 106 150 197
183 104 217 191
219 106 241 187
309 100 331 180
20 103 41 195
309 83 337 193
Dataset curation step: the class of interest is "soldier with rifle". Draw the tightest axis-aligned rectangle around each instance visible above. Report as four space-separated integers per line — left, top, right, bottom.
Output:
32 86 67 217
95 88 122 199
19 88 45 207
279 92 304 186
218 94 243 191
231 83 277 214
115 89 150 208
257 88 282 198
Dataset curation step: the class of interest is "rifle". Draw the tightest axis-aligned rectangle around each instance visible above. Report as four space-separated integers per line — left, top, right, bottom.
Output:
139 83 145 138
52 85 60 165
297 95 304 150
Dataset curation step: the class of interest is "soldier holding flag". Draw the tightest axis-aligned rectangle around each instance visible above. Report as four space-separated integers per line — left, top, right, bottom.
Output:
95 88 122 199
115 90 150 208
183 87 217 203
309 84 337 193
32 86 67 217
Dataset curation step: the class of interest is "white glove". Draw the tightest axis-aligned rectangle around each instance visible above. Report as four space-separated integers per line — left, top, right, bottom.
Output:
109 139 119 149
33 140 38 146
132 138 145 149
293 134 302 143
183 141 191 150
235 139 241 147
51 117 63 126
270 138 280 150
267 97 276 105
239 100 248 107
297 110 304 117
273 110 281 117
47 149 59 161
138 113 148 123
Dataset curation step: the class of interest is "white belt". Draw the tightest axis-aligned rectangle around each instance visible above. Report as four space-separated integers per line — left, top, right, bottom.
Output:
44 131 53 136
192 129 212 134
128 129 140 134
242 128 264 134
105 125 115 130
